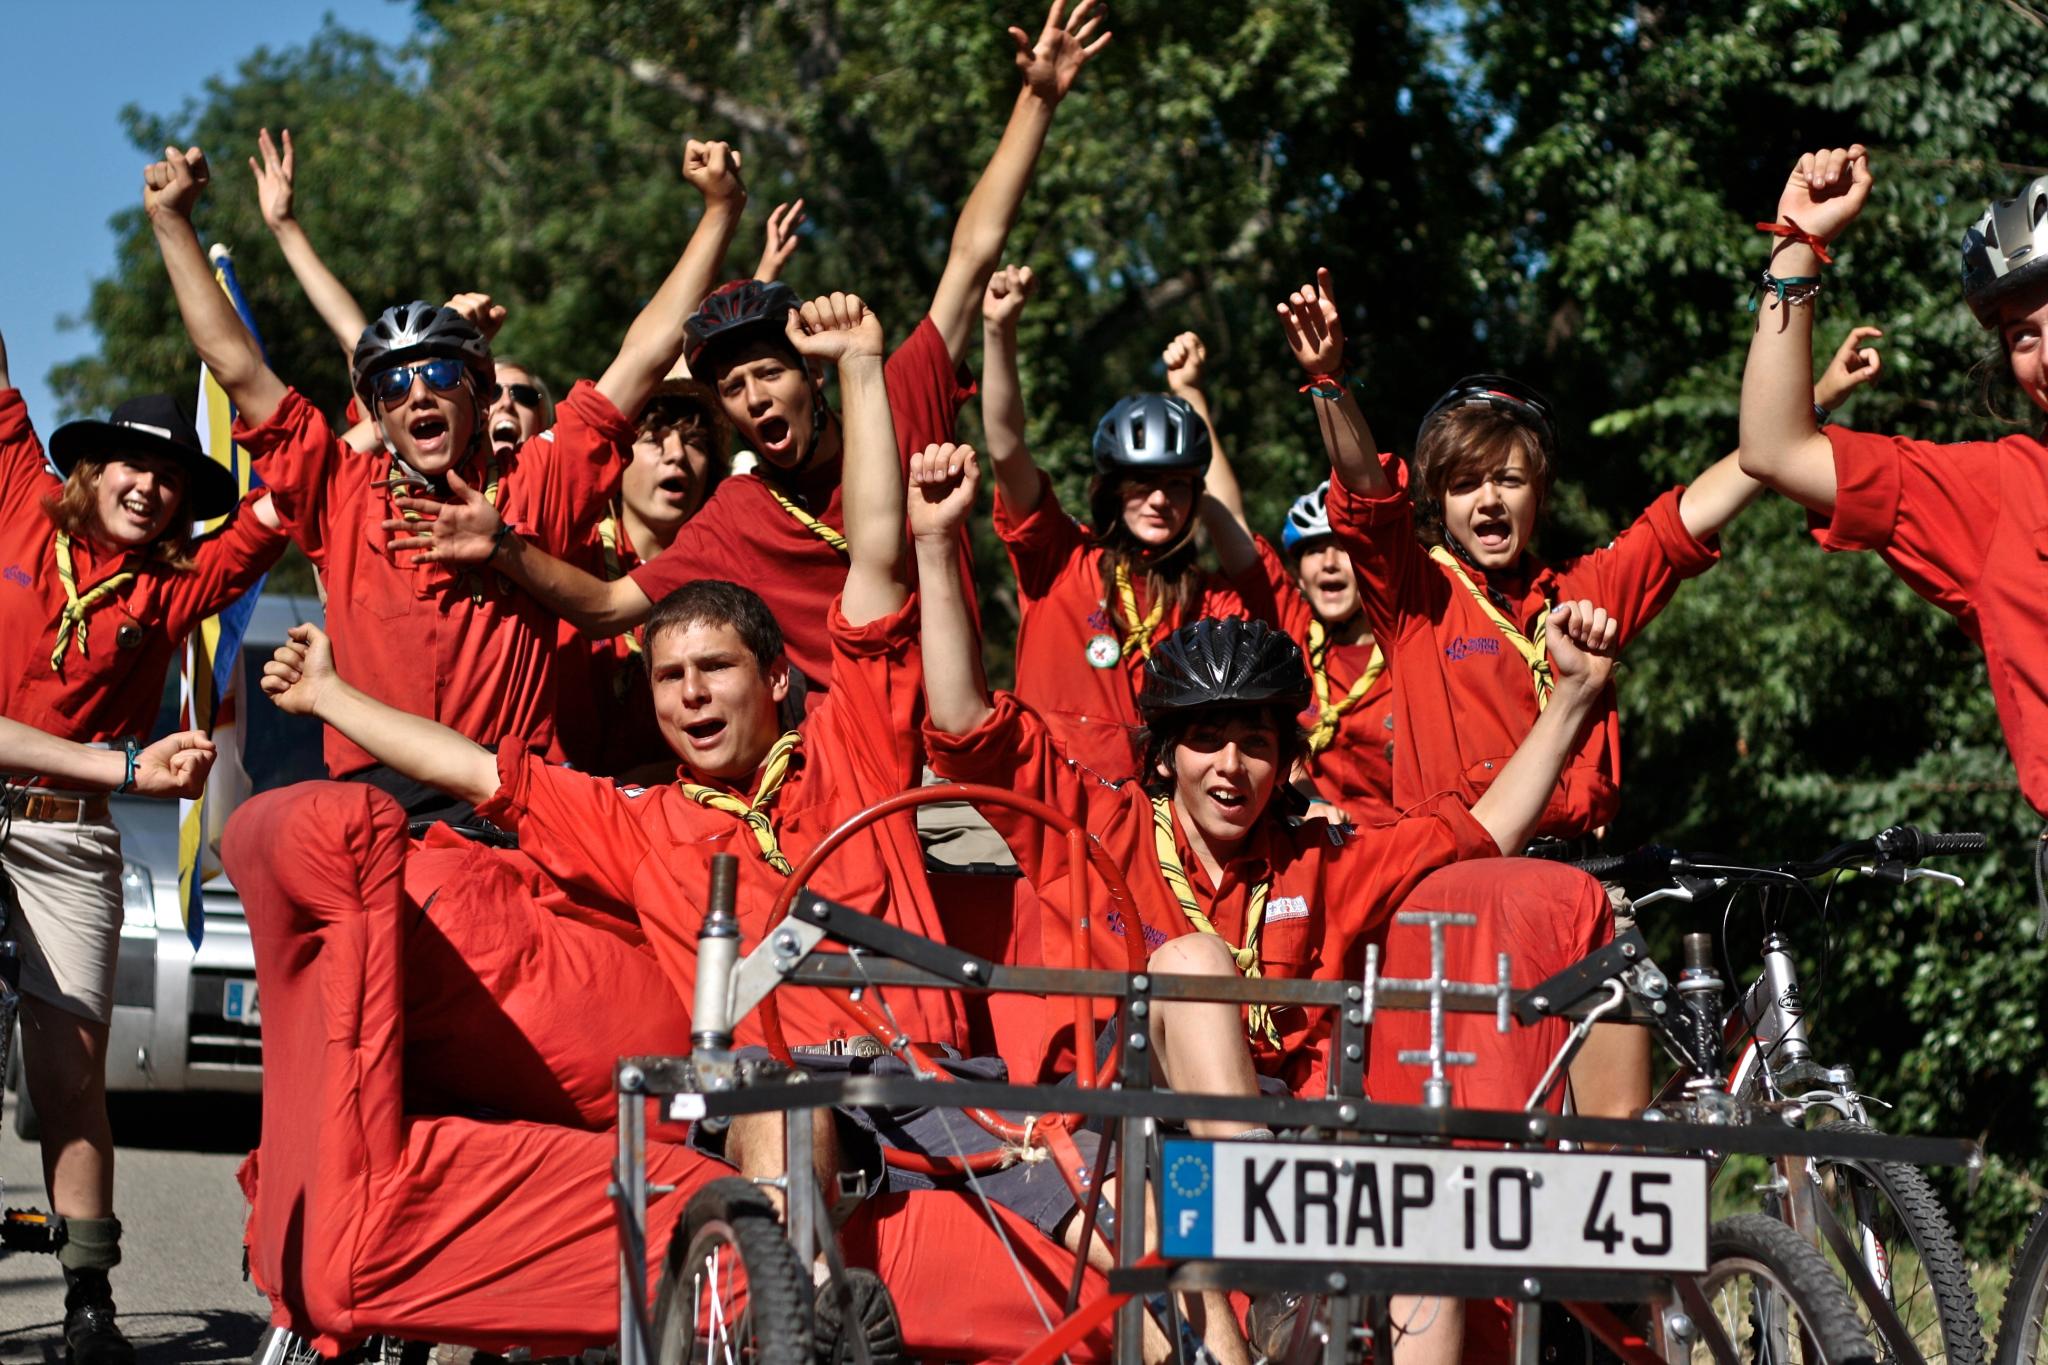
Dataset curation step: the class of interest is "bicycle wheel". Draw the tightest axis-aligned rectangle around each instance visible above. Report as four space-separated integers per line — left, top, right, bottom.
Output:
651 1178 812 1365
1776 1121 1985 1364
1994 1203 2048 1365
1692 1213 1876 1364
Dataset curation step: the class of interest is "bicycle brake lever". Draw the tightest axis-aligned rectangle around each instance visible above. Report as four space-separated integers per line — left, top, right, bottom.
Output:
1857 863 1909 884
1631 885 1694 910
1902 867 1965 888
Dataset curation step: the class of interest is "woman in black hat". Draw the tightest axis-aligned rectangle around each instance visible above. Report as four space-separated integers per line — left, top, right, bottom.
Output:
0 324 286 1363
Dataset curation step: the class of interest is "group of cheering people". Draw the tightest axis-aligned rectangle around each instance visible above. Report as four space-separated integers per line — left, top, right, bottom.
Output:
4 3 2046 1356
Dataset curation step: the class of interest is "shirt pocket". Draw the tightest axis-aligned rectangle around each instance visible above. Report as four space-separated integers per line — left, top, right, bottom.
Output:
1257 914 1315 975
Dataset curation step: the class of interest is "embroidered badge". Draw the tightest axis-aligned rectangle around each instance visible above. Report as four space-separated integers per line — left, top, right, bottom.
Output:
1444 635 1503 661
2 565 29 588
1085 633 1120 669
1266 895 1311 924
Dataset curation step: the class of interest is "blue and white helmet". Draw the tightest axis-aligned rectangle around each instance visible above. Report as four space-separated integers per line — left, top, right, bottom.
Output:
1281 481 1332 554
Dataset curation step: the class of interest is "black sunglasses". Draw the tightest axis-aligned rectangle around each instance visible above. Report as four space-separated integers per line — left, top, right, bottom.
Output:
505 382 543 410
371 357 469 405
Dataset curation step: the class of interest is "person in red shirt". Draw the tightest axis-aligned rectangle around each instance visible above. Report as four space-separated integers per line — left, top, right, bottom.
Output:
911 447 1622 1365
1272 480 1397 823
1278 268 1886 1115
145 136 746 819
0 330 287 1361
408 0 1111 698
982 271 1276 781
1738 148 2048 825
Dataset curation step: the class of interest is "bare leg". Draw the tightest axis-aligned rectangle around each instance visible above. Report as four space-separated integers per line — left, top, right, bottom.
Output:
1059 1175 1249 1365
19 995 113 1216
1146 933 1265 1140
1390 1295 1463 1365
1569 1022 1651 1121
724 1108 842 1221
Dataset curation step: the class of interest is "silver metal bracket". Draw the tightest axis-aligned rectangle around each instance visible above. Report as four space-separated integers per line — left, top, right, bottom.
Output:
1363 911 1514 1109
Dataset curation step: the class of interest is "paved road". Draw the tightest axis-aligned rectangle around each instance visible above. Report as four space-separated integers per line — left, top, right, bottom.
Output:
0 1091 266 1363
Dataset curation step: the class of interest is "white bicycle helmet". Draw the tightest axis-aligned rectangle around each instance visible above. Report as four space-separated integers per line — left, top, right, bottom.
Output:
1281 481 1331 553
1962 175 2048 328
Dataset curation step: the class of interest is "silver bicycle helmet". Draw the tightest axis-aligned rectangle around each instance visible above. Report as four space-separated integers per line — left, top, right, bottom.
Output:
1962 175 2048 328
1091 394 1212 476
1281 481 1331 554
351 301 495 405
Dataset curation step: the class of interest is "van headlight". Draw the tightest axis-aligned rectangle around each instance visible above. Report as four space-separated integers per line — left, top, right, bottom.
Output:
121 861 157 931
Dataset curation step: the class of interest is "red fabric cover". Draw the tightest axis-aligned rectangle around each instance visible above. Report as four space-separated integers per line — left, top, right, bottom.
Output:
1327 460 1717 839
1812 425 2048 815
232 380 633 775
993 468 1280 783
397 832 692 1130
1362 857 1615 1365
628 315 974 695
0 387 287 743
845 1192 1113 1363
223 782 716 1355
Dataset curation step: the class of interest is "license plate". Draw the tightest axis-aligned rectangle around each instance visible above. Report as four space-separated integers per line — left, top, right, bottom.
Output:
1160 1138 1706 1273
223 978 261 1026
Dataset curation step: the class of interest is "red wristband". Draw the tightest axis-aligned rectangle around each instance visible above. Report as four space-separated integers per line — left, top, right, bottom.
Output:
1298 372 1347 397
1755 220 1835 266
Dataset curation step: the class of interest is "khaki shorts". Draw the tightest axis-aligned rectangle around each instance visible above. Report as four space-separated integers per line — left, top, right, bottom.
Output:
3 798 126 1023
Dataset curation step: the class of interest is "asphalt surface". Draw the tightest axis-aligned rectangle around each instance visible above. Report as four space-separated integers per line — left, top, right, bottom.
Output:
0 1091 267 1363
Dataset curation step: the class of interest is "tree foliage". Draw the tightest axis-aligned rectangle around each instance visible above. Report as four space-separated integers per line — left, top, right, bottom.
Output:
49 0 2048 1251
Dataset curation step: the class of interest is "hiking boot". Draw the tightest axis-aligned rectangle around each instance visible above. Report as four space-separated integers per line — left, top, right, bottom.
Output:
61 1269 135 1365
813 1267 904 1364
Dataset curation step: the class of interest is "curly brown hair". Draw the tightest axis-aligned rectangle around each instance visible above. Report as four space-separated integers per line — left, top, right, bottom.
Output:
40 461 197 570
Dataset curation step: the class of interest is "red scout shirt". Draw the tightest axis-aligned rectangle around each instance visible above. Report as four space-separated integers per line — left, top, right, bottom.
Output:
235 381 633 776
1328 457 1718 840
476 595 967 1051
628 317 973 694
1257 538 1397 823
553 511 665 776
924 693 1500 1093
995 470 1278 783
0 389 287 745
1810 426 2048 816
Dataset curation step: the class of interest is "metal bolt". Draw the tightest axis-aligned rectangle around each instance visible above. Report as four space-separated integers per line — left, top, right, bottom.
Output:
1337 1103 1358 1123
1529 994 1550 1012
1345 1044 1362 1061
774 931 799 953
1132 974 1151 992
1520 1277 1542 1299
1526 1116 1548 1138
1346 985 1363 1002
1345 1009 1365 1026
1652 1000 1669 1015
618 1065 646 1093
1327 1272 1348 1293
962 961 982 980
1665 1312 1695 1341
1127 1032 1148 1052
1129 999 1150 1018
1621 942 1639 959
806 900 828 919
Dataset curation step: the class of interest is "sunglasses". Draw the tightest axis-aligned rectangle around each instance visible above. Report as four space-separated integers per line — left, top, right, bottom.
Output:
505 382 543 410
371 357 470 405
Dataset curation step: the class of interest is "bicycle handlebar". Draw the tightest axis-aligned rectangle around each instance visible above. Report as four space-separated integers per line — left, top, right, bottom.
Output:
1571 824 1986 885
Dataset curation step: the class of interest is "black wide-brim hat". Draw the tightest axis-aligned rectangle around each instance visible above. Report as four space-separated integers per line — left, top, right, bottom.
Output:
48 393 241 522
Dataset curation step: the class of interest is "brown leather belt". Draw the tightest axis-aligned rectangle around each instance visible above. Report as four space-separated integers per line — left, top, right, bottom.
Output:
6 792 111 824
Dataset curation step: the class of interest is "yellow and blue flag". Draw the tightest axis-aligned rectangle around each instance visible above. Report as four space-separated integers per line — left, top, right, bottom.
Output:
177 243 268 948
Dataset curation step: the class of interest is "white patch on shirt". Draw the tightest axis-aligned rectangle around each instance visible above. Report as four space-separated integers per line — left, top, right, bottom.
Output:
1266 895 1311 924
621 785 651 799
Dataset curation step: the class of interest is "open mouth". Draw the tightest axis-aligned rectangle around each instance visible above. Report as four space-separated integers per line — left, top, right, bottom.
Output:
1208 788 1250 812
119 495 155 520
408 414 451 455
657 474 694 501
755 415 793 457
682 718 727 743
491 416 520 449
1470 519 1513 552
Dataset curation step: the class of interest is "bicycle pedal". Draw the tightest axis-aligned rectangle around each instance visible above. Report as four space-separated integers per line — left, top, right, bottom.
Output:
1 1207 58 1252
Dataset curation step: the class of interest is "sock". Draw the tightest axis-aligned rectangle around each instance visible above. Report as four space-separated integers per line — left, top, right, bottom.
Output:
55 1215 122 1272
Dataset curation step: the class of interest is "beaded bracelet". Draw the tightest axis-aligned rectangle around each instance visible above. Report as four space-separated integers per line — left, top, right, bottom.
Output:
1748 270 1824 313
116 740 139 795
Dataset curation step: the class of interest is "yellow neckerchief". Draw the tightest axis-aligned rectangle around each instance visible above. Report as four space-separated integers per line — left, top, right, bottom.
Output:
1112 559 1168 661
389 450 502 604
1150 795 1281 1048
1428 544 1553 709
678 731 802 875
1305 619 1386 754
49 533 137 672
767 487 848 554
596 510 644 658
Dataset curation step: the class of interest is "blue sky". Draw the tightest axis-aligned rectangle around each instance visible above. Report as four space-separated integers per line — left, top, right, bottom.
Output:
0 2 418 427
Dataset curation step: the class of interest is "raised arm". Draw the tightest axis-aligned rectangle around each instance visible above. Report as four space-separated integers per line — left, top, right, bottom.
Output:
785 292 905 623
911 446 994 734
595 139 750 419
261 623 498 807
0 322 11 391
147 146 288 424
1736 145 1873 516
1166 330 1259 577
0 720 216 798
753 199 807 284
1278 268 1388 498
979 263 1046 514
1466 601 1618 854
925 0 1110 362
250 128 368 363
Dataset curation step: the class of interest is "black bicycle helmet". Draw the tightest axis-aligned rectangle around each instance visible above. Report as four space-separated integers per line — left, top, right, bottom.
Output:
685 279 803 373
1138 618 1311 723
1962 175 2048 329
1281 481 1331 554
351 301 494 406
1091 394 1212 476
1416 374 1560 464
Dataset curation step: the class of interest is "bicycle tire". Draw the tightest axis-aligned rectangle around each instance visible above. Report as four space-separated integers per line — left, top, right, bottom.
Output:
1697 1213 1877 1364
652 1178 812 1365
1994 1202 2048 1365
1801 1120 1986 1364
